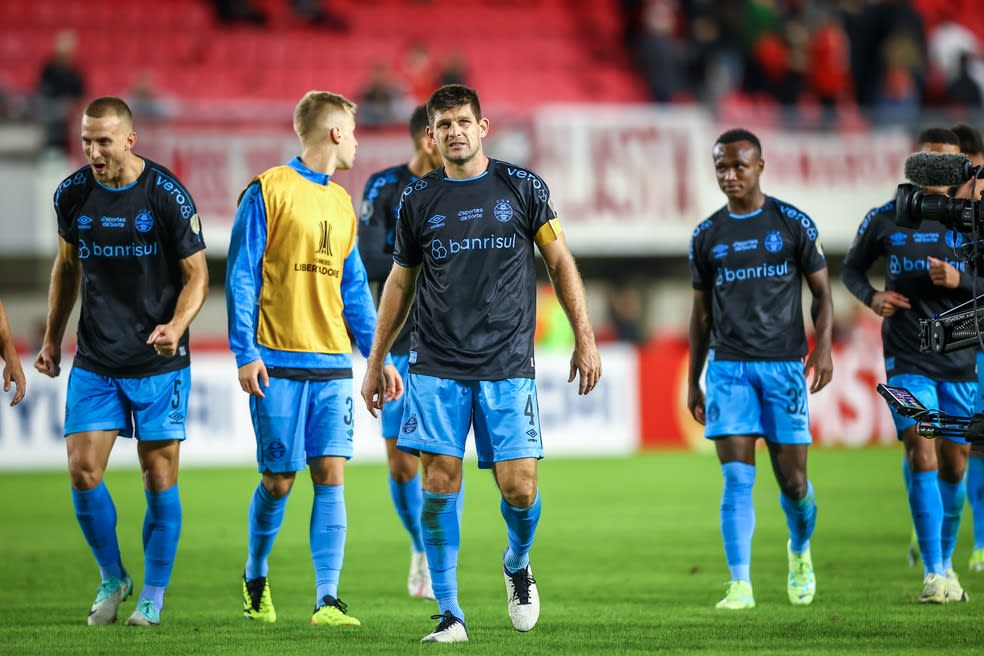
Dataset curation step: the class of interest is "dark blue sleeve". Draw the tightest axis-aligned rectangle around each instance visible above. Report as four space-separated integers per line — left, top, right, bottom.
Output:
393 189 422 268
841 208 887 306
358 172 398 283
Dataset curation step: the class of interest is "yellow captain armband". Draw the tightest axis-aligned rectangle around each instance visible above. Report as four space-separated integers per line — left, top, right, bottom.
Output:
534 218 563 246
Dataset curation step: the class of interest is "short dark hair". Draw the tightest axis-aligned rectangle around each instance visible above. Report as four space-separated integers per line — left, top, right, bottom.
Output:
426 84 482 125
715 128 762 156
83 96 133 127
951 123 984 156
408 105 429 141
916 127 960 148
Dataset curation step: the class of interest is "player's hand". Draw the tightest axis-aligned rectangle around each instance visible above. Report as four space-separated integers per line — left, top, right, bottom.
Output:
238 359 269 398
382 364 404 403
3 359 26 406
870 290 910 317
687 384 706 425
928 256 961 289
569 340 602 395
361 364 387 418
147 323 181 357
34 343 62 378
803 346 833 394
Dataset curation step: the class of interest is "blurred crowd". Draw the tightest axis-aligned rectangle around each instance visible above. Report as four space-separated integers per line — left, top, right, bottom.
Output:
623 0 984 127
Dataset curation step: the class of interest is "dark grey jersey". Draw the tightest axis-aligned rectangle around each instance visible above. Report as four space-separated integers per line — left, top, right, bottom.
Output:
841 199 976 381
359 163 417 355
394 159 556 380
689 197 827 361
54 159 205 377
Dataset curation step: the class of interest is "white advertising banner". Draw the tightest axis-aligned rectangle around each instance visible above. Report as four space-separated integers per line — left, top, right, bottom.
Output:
533 105 914 255
0 346 638 471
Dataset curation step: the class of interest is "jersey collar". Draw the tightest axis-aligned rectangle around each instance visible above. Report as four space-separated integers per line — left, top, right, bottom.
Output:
290 156 332 186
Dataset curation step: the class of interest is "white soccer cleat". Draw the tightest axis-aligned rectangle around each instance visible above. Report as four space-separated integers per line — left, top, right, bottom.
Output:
408 551 434 600
920 573 948 604
504 563 540 632
87 572 133 625
944 568 969 602
420 611 469 643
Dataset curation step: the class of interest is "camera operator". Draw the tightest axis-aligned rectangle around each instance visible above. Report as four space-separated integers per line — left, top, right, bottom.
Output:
841 128 975 604
950 123 984 574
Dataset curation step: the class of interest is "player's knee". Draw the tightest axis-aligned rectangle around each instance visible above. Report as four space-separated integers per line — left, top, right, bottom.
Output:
263 473 296 498
68 463 104 491
389 451 419 483
780 477 808 501
499 479 537 508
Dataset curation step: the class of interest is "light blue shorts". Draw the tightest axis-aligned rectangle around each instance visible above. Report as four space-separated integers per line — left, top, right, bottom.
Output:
65 365 190 441
704 359 812 444
887 373 974 444
249 377 354 473
397 373 543 469
381 353 410 438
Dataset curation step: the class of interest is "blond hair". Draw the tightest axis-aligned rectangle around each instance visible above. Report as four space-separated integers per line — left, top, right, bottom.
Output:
293 91 357 146
83 96 134 130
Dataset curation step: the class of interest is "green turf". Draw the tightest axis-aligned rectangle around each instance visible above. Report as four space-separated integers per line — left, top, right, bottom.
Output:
2 448 983 655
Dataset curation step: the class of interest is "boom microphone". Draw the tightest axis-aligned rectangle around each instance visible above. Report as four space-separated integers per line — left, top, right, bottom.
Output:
904 152 976 187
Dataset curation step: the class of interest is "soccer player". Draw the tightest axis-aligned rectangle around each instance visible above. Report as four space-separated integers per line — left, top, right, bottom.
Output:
361 84 601 643
227 91 402 627
358 105 445 600
688 128 832 610
950 122 984 573
842 127 974 603
0 299 26 406
34 96 208 626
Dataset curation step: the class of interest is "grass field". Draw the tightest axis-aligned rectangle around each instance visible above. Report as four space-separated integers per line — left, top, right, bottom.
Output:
3 447 984 655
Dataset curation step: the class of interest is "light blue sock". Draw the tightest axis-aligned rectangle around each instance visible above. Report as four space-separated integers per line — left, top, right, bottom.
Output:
245 483 289 580
939 477 966 570
780 481 816 553
502 490 541 573
720 462 756 583
71 482 123 580
141 486 182 610
311 484 346 604
389 473 425 553
968 455 984 550
422 490 464 621
457 478 466 526
909 469 944 576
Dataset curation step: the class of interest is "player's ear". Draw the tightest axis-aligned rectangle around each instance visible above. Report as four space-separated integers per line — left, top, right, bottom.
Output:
126 131 137 151
478 117 490 138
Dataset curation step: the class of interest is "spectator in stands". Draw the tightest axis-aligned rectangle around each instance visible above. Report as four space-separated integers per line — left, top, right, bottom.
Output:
211 0 267 25
944 52 983 108
37 30 86 153
850 0 927 110
634 0 686 103
437 53 469 88
606 282 646 344
290 0 349 30
401 42 436 105
0 299 25 407
126 71 173 121
358 61 409 127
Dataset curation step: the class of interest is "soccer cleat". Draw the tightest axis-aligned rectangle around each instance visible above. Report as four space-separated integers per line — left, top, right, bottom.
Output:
310 595 361 627
504 562 540 632
408 551 435 600
970 549 984 572
945 568 969 602
87 572 134 625
124 599 161 626
919 573 948 604
243 575 276 622
715 580 755 610
787 541 816 606
420 611 469 643
907 530 920 568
